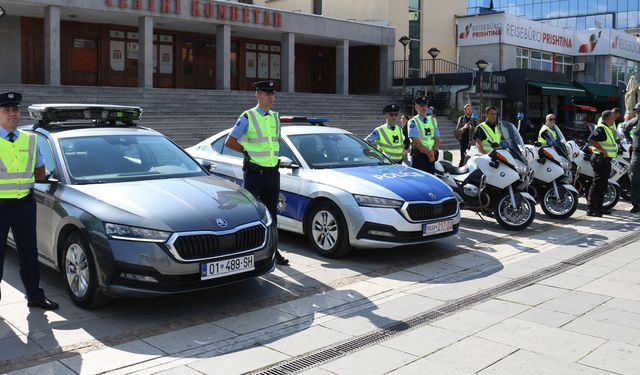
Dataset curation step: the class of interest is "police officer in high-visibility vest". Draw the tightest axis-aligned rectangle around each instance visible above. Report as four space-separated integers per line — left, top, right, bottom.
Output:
623 103 640 213
0 92 58 309
473 106 502 154
538 113 559 146
408 97 441 173
587 110 618 217
224 81 289 265
365 104 405 163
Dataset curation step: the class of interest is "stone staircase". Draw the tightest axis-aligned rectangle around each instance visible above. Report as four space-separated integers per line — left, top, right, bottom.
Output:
1 84 459 149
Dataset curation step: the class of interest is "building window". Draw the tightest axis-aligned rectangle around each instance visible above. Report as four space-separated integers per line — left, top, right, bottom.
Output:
408 0 421 78
313 0 322 15
516 47 529 68
554 54 573 75
530 50 553 71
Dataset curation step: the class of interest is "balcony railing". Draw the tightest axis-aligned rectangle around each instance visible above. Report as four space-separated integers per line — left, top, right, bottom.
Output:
393 58 475 80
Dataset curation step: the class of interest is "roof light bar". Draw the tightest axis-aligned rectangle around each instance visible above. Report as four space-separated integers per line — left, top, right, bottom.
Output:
279 116 329 125
28 104 142 125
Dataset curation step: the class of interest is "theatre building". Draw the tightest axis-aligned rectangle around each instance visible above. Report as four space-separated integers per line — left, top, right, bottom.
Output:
0 0 395 95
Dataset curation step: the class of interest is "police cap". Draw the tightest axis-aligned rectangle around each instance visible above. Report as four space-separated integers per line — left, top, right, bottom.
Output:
0 92 22 107
414 96 428 106
253 80 276 92
634 102 640 112
383 104 399 114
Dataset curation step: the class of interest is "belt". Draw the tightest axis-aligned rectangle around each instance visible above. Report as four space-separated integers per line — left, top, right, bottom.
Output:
0 192 34 207
244 161 280 173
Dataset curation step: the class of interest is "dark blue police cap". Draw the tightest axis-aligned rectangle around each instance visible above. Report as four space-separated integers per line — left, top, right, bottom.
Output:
0 92 22 107
383 104 399 114
414 96 428 106
254 80 276 92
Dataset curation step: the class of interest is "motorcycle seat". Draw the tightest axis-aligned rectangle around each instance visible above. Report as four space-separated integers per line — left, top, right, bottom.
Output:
443 162 469 175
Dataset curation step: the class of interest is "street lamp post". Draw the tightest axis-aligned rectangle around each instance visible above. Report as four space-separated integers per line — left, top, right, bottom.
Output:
475 59 489 113
399 36 411 96
427 47 440 106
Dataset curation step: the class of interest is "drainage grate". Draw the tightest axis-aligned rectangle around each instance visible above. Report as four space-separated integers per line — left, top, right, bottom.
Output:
249 230 639 375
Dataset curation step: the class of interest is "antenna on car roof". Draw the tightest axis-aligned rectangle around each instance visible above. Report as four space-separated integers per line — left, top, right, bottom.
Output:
279 116 329 126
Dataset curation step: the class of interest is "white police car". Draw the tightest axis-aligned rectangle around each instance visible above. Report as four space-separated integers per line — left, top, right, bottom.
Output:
187 119 460 258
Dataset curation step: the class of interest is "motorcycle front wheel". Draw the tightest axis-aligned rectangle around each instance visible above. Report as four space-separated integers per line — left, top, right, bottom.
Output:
541 187 579 219
494 194 536 231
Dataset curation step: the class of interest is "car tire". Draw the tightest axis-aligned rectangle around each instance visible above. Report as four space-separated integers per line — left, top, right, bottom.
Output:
62 231 110 309
306 201 352 258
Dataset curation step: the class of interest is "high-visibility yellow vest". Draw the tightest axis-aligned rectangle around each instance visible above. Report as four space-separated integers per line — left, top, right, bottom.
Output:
0 131 37 199
477 122 502 149
410 115 435 149
374 124 404 162
592 124 618 158
537 124 557 145
238 108 280 167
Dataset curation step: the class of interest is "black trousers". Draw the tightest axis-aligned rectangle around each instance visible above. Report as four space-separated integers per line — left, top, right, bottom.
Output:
412 152 436 174
243 167 280 225
0 195 45 301
630 153 640 206
459 142 469 167
588 154 612 212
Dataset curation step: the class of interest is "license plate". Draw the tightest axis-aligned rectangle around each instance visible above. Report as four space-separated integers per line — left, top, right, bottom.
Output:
201 255 255 280
423 220 454 237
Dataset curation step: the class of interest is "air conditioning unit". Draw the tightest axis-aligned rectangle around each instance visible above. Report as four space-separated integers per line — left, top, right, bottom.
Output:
572 63 586 71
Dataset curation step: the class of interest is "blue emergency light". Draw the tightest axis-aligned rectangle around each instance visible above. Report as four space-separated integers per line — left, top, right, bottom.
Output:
279 116 329 125
517 112 524 119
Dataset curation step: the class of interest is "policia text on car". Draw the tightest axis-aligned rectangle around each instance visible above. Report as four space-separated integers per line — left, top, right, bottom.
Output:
0 92 58 310
224 81 289 265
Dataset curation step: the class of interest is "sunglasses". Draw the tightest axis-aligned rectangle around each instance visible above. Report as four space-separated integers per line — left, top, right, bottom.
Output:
387 113 399 117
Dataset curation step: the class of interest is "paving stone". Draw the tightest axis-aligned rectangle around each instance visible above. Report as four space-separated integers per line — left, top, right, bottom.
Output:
375 293 442 320
562 316 640 346
584 306 640 330
7 361 76 375
213 307 298 335
479 349 611 375
387 358 473 375
579 341 640 375
438 253 499 269
261 325 350 357
365 271 429 289
404 260 465 280
600 297 640 314
536 290 611 316
472 299 530 317
381 324 465 357
188 345 289 375
427 336 517 373
28 318 125 351
565 264 614 279
476 318 605 362
498 284 567 306
142 323 236 355
537 272 595 290
298 368 337 375
578 279 640 301
318 308 401 336
431 309 508 335
515 307 576 328
154 365 203 375
0 334 47 362
414 275 510 301
599 269 640 285
271 293 348 318
60 340 165 374
319 344 417 375
586 254 637 269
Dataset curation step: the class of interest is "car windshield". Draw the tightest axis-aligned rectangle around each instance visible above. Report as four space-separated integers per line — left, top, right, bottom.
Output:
288 133 393 169
59 134 206 184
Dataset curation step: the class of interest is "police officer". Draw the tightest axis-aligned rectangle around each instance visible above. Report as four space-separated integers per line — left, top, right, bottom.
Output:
224 81 289 265
474 106 502 154
587 110 618 217
408 97 441 173
623 103 640 213
365 104 405 163
538 113 559 146
0 92 58 309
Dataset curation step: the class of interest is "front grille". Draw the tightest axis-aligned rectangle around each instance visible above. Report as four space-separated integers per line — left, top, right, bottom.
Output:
172 225 266 260
405 199 458 221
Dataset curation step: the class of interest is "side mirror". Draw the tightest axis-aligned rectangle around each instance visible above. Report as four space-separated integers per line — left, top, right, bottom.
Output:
197 159 216 172
39 171 60 184
279 156 299 169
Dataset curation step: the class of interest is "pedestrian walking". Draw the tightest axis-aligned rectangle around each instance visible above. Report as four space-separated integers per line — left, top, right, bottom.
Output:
0 92 59 309
587 110 618 217
224 81 289 265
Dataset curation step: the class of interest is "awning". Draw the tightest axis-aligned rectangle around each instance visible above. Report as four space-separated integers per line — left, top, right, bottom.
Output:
528 81 587 97
574 82 619 102
560 104 598 112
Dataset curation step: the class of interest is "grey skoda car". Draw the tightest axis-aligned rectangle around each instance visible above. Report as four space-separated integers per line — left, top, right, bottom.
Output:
11 104 276 308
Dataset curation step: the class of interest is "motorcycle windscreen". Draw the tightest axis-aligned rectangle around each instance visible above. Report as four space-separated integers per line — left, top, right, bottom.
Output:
552 126 571 159
499 121 527 163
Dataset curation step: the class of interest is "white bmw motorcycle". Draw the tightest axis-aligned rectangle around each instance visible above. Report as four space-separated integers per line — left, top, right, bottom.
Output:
523 127 580 219
435 121 536 230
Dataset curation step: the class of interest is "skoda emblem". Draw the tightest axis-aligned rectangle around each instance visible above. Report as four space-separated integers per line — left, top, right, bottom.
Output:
428 192 437 200
216 218 228 228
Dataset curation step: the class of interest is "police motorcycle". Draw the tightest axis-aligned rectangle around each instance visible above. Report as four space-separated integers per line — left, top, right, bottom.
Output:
522 126 580 219
614 125 633 201
435 121 536 230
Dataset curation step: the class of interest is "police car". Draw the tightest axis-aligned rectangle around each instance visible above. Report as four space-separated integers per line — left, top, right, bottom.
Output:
12 104 277 308
187 118 461 258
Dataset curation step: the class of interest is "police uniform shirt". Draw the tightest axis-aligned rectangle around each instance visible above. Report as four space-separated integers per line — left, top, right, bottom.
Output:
473 121 498 142
588 126 608 143
0 128 44 168
365 123 400 143
624 117 640 150
407 116 441 139
229 105 272 140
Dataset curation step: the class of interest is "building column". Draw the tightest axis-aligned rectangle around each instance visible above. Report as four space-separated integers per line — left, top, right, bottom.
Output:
44 6 60 86
336 40 349 95
0 16 21 84
281 33 295 93
138 16 153 88
379 45 393 95
216 24 231 90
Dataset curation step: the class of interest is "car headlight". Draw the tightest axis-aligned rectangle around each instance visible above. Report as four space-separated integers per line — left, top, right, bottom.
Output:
261 209 273 227
105 223 171 243
353 194 404 208
514 160 528 174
